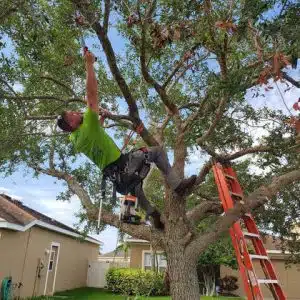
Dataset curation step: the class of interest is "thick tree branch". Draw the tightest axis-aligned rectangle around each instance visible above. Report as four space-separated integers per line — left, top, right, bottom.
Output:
3 95 85 104
222 145 271 161
186 201 222 223
191 142 290 195
25 115 58 120
103 0 111 34
92 22 139 119
186 169 300 257
25 112 133 122
25 113 134 130
30 164 164 242
195 159 214 186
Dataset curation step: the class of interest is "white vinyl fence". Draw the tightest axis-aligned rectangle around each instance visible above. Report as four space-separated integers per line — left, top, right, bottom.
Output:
87 260 129 288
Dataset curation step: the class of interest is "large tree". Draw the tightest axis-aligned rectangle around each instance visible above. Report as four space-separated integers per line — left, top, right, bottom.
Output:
1 0 300 299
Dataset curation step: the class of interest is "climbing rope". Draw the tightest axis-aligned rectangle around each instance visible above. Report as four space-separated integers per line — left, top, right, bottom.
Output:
121 123 144 153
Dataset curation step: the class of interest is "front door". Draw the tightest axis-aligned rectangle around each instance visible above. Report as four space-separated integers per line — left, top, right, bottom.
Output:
45 243 60 295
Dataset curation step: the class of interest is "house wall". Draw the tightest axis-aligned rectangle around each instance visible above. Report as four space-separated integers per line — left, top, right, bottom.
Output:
221 257 300 299
129 243 151 268
0 226 99 298
0 228 32 298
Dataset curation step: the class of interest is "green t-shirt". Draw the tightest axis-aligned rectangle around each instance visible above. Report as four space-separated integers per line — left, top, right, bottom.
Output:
70 108 121 170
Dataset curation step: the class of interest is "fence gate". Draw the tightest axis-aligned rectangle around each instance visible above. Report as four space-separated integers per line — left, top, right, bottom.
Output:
87 261 110 288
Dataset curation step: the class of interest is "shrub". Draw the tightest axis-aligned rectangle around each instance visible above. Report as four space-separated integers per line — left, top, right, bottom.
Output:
220 275 238 293
106 268 167 296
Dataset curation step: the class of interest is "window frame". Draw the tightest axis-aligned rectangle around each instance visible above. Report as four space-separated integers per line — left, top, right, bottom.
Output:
142 250 167 272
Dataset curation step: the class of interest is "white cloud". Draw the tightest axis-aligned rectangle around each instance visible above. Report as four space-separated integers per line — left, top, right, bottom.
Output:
0 187 11 193
0 186 23 200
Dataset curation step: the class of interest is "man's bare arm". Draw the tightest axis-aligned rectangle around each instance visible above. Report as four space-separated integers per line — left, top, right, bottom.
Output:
85 51 99 114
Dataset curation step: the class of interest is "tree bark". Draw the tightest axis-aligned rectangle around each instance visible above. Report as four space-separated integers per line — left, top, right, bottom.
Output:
167 246 200 300
164 194 200 300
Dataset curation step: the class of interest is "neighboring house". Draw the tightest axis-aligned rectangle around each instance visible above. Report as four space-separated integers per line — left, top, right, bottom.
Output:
98 249 130 268
126 236 300 299
126 238 167 272
0 194 101 298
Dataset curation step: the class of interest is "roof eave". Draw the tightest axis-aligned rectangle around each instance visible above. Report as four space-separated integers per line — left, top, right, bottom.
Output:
0 220 102 245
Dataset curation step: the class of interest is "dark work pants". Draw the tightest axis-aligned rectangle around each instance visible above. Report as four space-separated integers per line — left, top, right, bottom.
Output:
127 146 181 215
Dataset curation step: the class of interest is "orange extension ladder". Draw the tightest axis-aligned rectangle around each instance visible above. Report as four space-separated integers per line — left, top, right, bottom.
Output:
213 163 286 300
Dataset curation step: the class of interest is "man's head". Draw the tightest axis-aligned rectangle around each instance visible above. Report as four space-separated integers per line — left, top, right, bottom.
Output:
57 111 83 132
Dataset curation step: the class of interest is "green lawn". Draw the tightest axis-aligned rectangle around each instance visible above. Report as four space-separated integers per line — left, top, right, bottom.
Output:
44 287 243 300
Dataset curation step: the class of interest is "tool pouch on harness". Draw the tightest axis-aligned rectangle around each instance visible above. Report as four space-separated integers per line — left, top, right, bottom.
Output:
101 149 151 201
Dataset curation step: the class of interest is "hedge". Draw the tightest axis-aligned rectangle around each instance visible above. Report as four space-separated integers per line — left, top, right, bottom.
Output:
106 268 167 296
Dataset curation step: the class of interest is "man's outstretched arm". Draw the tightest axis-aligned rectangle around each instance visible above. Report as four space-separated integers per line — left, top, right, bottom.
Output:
85 51 99 114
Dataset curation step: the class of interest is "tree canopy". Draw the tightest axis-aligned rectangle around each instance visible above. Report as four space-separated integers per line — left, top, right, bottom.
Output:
1 0 300 298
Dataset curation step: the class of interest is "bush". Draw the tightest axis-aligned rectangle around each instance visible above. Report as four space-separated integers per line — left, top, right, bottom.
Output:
220 275 238 294
106 268 167 297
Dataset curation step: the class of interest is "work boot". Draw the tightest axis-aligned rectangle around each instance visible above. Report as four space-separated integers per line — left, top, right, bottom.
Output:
148 211 164 230
175 175 197 196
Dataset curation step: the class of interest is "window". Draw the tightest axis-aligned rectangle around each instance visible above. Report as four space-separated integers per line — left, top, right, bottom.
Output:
48 246 58 271
143 251 167 272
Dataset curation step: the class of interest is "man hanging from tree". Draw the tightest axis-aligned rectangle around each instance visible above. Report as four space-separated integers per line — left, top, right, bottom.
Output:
57 51 197 230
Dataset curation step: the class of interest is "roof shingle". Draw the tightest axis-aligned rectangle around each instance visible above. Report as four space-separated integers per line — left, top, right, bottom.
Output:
0 194 78 234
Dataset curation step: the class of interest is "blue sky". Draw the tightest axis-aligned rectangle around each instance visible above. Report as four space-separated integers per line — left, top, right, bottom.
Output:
1 11 300 253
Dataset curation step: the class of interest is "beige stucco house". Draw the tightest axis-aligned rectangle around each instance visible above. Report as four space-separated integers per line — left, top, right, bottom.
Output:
127 236 300 299
0 194 101 298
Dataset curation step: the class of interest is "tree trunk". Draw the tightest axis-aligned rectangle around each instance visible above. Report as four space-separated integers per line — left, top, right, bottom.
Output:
164 191 200 300
167 246 200 300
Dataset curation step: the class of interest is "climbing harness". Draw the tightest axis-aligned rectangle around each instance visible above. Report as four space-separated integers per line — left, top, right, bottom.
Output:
96 125 149 231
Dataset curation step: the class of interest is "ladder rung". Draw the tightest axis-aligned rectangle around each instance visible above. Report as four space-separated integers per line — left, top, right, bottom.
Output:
243 232 260 238
230 192 244 199
225 174 236 181
257 279 278 284
250 254 269 260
